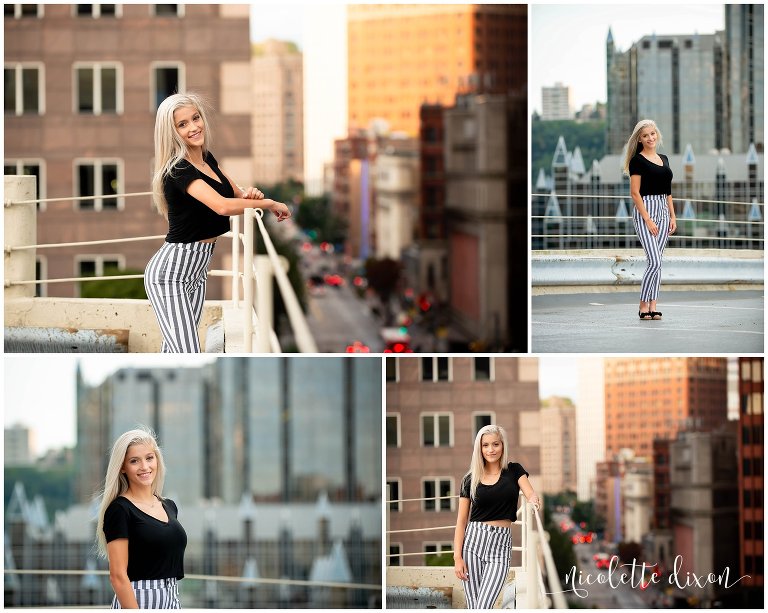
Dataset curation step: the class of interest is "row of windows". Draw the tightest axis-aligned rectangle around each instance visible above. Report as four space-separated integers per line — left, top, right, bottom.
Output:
385 356 493 382
386 477 455 514
31 255 123 298
5 4 182 19
386 412 494 448
388 542 452 567
5 62 184 115
4 159 124 211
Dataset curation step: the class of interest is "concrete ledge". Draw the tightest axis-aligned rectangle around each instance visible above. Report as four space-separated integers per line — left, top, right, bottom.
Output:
532 248 764 289
4 297 222 353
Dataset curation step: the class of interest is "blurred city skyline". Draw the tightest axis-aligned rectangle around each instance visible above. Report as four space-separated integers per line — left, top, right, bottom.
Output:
530 3 725 113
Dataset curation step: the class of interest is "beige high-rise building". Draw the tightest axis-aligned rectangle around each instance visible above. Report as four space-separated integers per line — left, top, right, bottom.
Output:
576 357 606 501
251 39 304 186
386 356 540 567
4 4 252 299
539 397 576 494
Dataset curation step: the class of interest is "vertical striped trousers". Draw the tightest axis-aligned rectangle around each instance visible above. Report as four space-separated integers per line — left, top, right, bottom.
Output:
632 194 670 302
462 522 511 609
112 577 181 609
144 241 215 353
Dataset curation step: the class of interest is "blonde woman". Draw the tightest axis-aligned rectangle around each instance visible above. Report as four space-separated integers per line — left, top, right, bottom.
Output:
145 92 291 352
96 429 187 609
453 425 540 609
622 119 677 320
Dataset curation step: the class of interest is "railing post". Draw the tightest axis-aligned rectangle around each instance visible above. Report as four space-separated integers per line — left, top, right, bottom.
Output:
255 255 273 352
231 215 240 307
386 484 390 568
243 209 254 352
4 176 37 299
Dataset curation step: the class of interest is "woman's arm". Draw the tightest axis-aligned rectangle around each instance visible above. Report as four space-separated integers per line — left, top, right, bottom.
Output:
186 179 291 220
107 539 139 609
217 167 265 202
518 475 541 511
667 195 676 234
630 175 658 236
453 497 471 581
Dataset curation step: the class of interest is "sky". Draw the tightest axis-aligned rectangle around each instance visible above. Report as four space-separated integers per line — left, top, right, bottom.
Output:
530 3 726 113
4 356 216 457
538 355 581 400
250 3 306 49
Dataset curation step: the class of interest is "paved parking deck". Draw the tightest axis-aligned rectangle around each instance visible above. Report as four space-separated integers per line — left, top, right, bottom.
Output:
532 290 764 353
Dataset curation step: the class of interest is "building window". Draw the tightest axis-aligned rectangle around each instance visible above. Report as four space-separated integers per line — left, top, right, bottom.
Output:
389 543 403 567
421 413 452 447
4 64 44 115
386 413 400 448
473 357 492 381
472 413 494 435
386 478 402 512
76 255 124 295
421 357 451 382
75 5 118 17
35 256 47 297
5 4 43 18
75 160 122 210
424 542 453 565
74 63 122 115
4 160 45 210
153 4 183 17
385 357 398 382
422 477 453 512
151 63 183 110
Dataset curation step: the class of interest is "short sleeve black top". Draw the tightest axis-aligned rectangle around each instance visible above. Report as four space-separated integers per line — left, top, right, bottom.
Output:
164 150 233 243
104 496 187 581
628 153 673 196
460 462 529 522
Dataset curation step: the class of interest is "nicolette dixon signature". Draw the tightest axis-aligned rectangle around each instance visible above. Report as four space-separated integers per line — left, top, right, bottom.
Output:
562 555 750 598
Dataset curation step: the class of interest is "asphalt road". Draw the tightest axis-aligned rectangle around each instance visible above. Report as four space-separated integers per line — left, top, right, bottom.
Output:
532 290 764 353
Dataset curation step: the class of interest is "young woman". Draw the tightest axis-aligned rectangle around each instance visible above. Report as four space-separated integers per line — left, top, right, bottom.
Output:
146 92 291 352
453 424 540 609
622 119 677 320
96 429 187 609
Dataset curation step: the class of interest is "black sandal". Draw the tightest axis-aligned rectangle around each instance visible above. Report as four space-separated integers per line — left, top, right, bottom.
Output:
651 311 663 320
639 311 652 320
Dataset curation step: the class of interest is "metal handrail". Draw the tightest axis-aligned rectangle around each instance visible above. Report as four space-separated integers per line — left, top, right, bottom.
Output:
531 192 765 207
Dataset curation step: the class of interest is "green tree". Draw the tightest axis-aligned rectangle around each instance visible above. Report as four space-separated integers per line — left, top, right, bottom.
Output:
293 194 348 245
425 552 454 567
364 258 402 325
5 465 76 518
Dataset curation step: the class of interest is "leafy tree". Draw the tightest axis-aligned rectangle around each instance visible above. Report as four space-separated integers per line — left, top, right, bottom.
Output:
5 465 76 518
293 194 348 245
617 541 643 563
425 552 454 567
364 258 402 325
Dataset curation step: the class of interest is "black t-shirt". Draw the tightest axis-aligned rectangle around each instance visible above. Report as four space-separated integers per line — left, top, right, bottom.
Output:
629 153 673 196
164 150 234 243
460 462 529 522
104 496 187 581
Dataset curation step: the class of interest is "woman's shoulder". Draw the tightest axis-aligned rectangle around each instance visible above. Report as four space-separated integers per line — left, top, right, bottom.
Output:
162 497 179 514
105 496 133 518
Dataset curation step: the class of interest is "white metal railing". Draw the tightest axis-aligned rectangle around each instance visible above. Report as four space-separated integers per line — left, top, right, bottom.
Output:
3 178 317 353
386 488 566 608
531 192 764 250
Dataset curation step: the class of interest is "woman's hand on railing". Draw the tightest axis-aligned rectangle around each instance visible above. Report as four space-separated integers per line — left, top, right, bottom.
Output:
267 200 291 222
527 494 541 512
240 186 264 200
453 556 469 582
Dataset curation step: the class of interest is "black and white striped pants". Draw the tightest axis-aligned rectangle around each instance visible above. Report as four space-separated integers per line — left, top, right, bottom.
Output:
144 241 215 353
632 194 670 302
112 577 181 609
462 521 511 609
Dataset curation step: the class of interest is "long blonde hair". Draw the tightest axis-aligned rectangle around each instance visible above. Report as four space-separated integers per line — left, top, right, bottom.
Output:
151 91 213 219
621 119 663 176
95 428 167 558
464 424 509 502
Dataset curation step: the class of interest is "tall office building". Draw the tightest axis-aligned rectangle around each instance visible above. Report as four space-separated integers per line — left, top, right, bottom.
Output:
604 358 728 460
539 397 576 494
347 4 526 136
4 4 252 299
541 83 572 120
737 357 764 601
386 356 540 566
576 357 606 501
75 357 381 506
251 39 304 185
726 5 764 154
606 5 764 155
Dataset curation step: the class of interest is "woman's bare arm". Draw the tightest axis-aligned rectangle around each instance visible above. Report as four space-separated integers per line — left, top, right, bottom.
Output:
107 539 139 609
186 179 290 220
453 496 471 580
